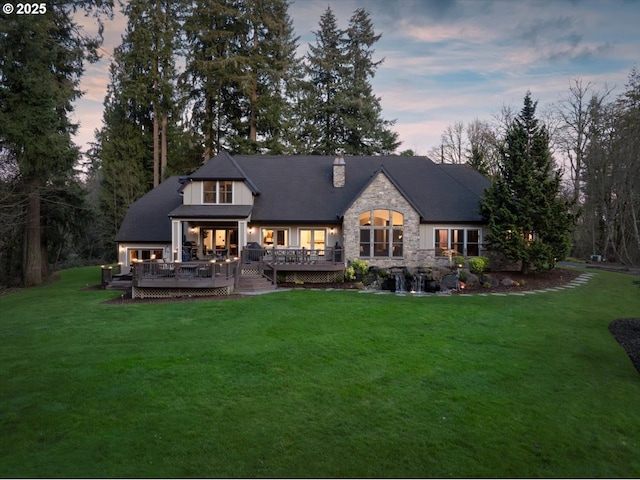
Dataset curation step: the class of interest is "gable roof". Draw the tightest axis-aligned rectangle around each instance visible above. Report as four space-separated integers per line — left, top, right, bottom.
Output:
115 175 183 243
188 149 260 194
339 165 426 219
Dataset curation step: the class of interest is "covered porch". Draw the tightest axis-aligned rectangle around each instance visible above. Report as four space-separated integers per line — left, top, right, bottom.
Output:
169 206 251 263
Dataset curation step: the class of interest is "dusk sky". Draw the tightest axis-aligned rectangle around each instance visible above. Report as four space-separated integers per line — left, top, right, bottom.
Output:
73 0 640 159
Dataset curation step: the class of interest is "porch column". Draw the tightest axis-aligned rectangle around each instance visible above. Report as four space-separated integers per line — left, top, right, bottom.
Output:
171 219 182 261
238 220 247 257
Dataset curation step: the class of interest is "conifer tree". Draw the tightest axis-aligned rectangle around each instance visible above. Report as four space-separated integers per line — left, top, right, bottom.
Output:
302 6 347 155
183 0 244 158
341 8 399 155
231 0 301 154
480 92 575 273
0 2 111 285
301 7 400 155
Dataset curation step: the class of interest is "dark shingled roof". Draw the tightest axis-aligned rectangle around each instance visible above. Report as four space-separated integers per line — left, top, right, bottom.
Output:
115 176 183 243
169 204 253 218
231 154 491 223
115 154 491 243
188 149 260 194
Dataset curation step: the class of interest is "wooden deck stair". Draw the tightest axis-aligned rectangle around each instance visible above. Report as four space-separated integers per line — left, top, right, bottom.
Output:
235 274 276 293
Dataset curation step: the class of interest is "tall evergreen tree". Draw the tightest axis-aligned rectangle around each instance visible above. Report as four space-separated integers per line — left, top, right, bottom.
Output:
0 2 111 286
480 92 575 274
183 0 244 159
341 8 399 155
94 1 196 257
112 0 183 187
230 0 301 154
93 62 150 255
301 7 400 155
302 6 347 155
184 0 301 157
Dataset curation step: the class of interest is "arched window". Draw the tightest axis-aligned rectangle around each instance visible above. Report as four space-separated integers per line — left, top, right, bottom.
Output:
359 209 403 258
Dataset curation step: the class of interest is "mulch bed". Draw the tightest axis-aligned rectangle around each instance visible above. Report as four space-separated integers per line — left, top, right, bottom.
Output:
280 268 584 294
460 268 583 293
609 318 640 375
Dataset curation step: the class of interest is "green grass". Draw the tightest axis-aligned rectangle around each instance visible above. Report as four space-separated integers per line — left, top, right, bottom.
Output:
1 267 639 478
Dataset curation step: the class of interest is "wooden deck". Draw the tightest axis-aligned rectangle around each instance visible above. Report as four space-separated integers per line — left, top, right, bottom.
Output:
127 248 345 295
132 260 239 289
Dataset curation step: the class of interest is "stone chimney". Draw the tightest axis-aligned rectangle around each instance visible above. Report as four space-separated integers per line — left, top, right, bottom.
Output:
333 154 346 188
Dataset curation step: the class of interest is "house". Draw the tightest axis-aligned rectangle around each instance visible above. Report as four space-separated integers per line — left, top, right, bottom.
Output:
115 151 491 296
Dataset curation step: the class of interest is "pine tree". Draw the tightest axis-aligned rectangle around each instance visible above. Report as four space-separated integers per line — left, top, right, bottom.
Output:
480 92 575 274
301 7 400 155
183 0 245 158
113 0 182 187
303 6 347 155
230 0 301 154
0 3 111 286
341 8 399 155
93 63 150 255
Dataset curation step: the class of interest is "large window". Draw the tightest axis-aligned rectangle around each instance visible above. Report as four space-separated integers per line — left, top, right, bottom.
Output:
359 209 403 258
435 228 481 256
261 228 288 247
300 229 326 250
129 248 164 263
203 181 233 204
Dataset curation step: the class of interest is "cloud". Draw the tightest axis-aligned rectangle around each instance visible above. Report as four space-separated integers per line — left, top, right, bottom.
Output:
70 0 640 158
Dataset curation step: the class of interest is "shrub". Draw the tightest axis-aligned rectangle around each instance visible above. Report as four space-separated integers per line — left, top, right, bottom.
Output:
351 259 370 276
344 266 356 282
468 256 490 274
453 255 465 267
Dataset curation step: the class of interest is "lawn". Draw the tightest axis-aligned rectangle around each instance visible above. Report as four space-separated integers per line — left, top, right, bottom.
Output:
1 266 639 478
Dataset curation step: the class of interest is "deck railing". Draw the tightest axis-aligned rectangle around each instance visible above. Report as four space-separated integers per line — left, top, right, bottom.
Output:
240 246 343 285
243 246 341 265
132 259 239 287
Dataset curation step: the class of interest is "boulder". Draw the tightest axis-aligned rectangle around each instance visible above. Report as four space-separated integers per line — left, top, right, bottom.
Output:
441 274 459 289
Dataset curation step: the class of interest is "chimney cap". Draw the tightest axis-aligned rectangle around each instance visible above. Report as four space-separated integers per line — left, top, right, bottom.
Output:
333 156 345 165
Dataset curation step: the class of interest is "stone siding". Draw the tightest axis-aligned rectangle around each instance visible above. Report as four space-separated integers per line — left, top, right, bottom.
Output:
343 172 422 268
333 163 345 188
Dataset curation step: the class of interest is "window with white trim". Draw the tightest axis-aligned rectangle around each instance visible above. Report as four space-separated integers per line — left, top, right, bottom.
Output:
261 228 288 247
435 228 481 256
300 229 326 250
203 181 233 204
359 209 403 258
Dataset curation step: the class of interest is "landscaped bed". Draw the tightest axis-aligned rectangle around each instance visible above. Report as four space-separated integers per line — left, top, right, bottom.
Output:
1 266 639 478
280 267 584 294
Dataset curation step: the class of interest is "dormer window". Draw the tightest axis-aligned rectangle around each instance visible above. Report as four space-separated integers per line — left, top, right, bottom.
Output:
203 181 233 204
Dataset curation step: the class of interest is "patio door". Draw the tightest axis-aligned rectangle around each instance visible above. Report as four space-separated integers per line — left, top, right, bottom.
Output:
202 227 238 257
300 229 326 251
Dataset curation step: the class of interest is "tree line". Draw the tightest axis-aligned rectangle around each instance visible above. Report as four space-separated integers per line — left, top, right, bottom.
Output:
430 70 640 266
